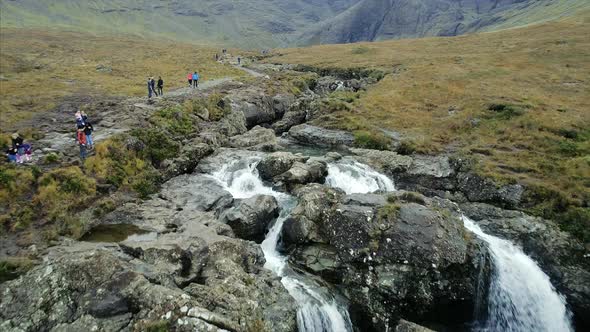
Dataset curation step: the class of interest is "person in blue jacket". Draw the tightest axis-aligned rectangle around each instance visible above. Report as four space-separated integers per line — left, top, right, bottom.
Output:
192 72 199 88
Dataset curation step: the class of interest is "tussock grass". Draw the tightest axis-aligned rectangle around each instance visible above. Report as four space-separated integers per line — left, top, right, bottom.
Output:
0 28 244 129
266 15 590 241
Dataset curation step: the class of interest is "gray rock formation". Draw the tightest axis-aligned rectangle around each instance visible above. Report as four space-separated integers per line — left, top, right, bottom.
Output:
288 124 355 147
278 158 328 189
281 184 491 330
218 194 280 243
227 125 277 150
256 151 308 181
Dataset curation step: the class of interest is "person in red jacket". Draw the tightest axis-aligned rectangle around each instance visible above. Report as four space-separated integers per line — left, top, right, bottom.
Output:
187 72 193 87
76 125 87 160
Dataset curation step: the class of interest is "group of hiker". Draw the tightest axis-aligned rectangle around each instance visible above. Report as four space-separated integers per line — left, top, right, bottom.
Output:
187 72 200 88
5 132 32 164
147 76 164 99
75 110 94 160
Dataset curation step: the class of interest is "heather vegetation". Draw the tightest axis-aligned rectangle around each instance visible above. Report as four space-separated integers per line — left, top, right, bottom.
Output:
266 15 590 242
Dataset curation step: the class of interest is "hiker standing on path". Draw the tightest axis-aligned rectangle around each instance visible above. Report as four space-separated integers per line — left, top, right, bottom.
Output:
76 125 88 160
237 56 241 65
187 72 193 87
192 72 199 88
84 121 94 150
147 77 153 99
150 77 157 96
157 76 164 96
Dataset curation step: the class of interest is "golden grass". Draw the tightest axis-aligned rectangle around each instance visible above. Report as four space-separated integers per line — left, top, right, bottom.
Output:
265 14 590 208
0 28 245 129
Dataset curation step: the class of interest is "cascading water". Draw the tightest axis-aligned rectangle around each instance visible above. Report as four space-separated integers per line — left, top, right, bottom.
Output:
462 216 573 332
326 160 395 194
210 158 353 332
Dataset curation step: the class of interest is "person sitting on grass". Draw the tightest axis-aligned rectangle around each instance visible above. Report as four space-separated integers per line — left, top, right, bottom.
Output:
11 132 24 164
21 143 32 162
6 146 17 163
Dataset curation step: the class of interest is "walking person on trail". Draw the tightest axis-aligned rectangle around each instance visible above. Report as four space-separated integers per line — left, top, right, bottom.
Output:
147 77 153 99
11 133 24 164
76 125 88 160
187 72 193 87
84 121 94 150
150 77 157 96
192 72 199 88
237 56 241 65
157 76 164 96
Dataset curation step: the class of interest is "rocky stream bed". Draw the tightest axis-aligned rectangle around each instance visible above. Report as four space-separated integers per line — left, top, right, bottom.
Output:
1 64 588 332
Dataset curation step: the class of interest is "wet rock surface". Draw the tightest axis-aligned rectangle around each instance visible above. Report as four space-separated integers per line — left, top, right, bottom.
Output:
281 184 491 330
218 194 280 243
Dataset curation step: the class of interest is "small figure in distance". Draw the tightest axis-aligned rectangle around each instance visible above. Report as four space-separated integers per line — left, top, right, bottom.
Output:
76 124 88 160
150 77 157 96
11 132 24 164
237 56 241 65
192 71 199 88
187 72 193 87
157 76 164 96
147 77 153 99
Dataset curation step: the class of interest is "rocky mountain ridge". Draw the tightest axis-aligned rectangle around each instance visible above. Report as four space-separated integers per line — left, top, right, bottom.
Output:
1 0 588 47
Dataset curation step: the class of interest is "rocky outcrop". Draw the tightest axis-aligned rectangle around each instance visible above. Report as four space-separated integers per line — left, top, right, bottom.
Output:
282 185 491 330
461 202 590 329
227 125 277 150
226 88 295 129
288 124 355 147
278 158 328 190
161 142 214 180
256 151 308 181
0 236 297 332
218 194 280 243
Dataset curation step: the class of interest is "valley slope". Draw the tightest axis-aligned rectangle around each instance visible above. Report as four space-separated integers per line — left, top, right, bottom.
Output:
1 0 589 47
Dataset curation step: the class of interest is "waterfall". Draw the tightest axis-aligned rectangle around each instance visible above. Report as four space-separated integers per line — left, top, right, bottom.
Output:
462 216 573 332
326 161 395 194
210 158 353 332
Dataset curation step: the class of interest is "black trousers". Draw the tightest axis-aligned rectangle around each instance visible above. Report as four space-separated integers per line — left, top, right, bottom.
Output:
157 87 163 95
193 80 198 88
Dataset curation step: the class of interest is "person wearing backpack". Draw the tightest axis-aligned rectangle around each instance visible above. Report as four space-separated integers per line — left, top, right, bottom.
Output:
76 125 88 160
84 121 94 150
192 71 199 88
11 133 24 163
157 76 164 96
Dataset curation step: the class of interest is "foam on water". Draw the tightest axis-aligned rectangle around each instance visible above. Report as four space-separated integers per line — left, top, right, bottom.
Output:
326 160 395 194
462 216 573 332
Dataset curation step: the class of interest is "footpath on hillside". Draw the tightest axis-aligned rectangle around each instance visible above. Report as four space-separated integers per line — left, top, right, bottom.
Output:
31 59 264 166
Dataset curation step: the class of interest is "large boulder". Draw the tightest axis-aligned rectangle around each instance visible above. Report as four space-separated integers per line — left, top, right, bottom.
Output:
282 185 491 330
218 195 280 243
461 202 590 329
350 148 413 174
227 126 277 150
161 142 214 180
256 151 308 181
278 159 328 189
288 124 355 147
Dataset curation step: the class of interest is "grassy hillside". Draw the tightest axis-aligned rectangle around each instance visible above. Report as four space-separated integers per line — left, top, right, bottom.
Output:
0 28 244 130
265 13 590 241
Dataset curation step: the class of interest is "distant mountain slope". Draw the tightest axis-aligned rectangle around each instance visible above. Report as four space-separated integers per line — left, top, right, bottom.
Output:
0 0 360 48
1 0 588 47
297 0 590 45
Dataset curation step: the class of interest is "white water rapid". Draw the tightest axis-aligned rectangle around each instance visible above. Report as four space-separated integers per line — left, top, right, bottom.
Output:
326 160 395 194
462 216 573 332
210 158 353 332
